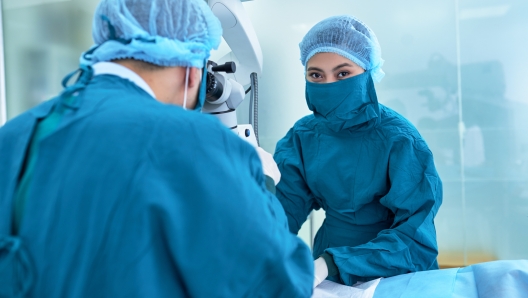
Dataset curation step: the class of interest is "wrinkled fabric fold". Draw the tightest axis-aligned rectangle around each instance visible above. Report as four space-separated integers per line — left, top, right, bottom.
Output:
0 237 35 298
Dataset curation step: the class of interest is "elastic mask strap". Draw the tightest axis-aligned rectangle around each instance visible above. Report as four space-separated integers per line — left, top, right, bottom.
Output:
183 67 190 110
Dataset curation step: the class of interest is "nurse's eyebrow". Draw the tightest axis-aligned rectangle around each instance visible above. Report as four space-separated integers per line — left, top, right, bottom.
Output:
333 63 353 71
307 66 324 72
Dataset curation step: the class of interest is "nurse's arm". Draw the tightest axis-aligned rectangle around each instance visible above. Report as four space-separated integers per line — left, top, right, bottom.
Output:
274 128 319 234
325 136 442 285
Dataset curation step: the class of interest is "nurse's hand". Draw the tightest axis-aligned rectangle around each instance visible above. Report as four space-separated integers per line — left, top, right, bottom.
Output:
256 147 281 185
313 257 328 288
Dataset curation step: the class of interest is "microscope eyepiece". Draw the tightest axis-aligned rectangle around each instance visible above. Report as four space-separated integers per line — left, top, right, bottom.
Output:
211 62 236 74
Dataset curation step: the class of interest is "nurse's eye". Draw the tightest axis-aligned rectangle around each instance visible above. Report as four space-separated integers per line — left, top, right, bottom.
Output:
337 71 350 78
309 73 323 79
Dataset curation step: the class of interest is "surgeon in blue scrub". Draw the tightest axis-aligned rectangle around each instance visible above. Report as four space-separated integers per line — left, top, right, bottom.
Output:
274 15 443 287
0 0 314 297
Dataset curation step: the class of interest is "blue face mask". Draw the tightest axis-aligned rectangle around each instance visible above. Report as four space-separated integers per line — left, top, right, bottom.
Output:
305 71 380 132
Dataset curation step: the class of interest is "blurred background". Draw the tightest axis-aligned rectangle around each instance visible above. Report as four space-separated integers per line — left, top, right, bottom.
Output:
1 0 527 268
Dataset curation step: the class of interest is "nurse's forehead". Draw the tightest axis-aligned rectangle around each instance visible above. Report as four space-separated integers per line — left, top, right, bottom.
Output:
307 53 359 69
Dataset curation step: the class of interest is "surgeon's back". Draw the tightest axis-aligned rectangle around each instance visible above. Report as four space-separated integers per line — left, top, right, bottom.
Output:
0 74 313 297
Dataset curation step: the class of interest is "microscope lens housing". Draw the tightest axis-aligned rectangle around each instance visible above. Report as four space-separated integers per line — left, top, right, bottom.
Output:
206 72 224 102
205 61 238 103
202 58 246 138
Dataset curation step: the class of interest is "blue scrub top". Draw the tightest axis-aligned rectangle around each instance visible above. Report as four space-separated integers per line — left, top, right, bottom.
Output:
274 104 443 286
0 74 313 297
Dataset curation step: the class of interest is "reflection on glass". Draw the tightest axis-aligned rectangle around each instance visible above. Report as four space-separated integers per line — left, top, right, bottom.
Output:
3 1 99 119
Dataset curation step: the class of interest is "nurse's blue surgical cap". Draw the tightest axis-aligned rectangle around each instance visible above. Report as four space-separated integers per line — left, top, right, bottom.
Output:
300 15 385 82
87 0 222 68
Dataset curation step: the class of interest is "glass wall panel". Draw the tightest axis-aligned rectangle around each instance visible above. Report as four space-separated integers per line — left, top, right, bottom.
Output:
3 0 99 120
458 0 528 261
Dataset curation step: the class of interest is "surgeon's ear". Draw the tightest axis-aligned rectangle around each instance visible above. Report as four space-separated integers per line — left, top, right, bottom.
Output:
187 67 202 89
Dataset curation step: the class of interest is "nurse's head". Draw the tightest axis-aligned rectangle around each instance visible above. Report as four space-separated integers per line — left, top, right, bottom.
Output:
300 15 385 84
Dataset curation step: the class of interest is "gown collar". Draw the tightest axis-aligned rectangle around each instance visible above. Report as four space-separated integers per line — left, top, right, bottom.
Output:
92 62 156 99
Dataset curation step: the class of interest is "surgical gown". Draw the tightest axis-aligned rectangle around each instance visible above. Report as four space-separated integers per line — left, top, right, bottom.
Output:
274 104 442 286
0 74 313 297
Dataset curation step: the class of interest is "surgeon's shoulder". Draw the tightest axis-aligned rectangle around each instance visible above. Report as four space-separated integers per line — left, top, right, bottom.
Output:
293 114 317 131
0 99 56 138
292 114 317 132
0 112 29 137
275 114 315 154
276 114 315 143
150 105 223 138
150 106 257 161
378 104 420 138
378 104 431 152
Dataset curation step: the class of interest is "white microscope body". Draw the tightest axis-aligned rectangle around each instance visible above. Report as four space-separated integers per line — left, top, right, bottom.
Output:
203 0 262 147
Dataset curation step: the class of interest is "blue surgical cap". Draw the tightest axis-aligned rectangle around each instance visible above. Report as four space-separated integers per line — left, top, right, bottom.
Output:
86 0 222 68
300 15 385 82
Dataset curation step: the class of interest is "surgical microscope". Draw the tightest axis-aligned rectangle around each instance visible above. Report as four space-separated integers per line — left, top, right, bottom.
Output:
203 0 262 147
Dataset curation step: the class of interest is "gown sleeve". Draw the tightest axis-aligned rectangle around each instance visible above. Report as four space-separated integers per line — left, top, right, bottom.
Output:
274 128 320 235
147 116 314 297
326 136 443 285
